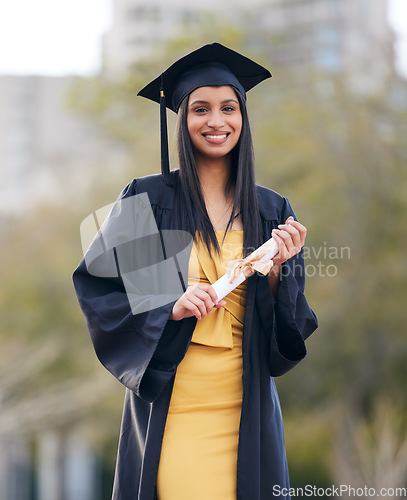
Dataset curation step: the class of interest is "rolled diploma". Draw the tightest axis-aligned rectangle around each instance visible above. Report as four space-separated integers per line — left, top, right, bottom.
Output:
212 237 279 301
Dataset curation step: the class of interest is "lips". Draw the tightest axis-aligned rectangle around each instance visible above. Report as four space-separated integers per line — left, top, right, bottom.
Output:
202 132 230 144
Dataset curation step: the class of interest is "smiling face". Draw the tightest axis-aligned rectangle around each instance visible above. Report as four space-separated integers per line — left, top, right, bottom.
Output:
186 85 243 163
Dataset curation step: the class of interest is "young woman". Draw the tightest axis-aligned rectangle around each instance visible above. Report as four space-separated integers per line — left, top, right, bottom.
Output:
73 43 318 500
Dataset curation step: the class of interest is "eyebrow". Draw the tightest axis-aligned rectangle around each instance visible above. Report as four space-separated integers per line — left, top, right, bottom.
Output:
189 98 239 107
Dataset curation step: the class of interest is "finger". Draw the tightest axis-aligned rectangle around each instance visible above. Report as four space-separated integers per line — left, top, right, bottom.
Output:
214 300 227 308
190 287 217 313
180 298 204 320
176 307 195 319
286 219 306 234
190 285 220 311
184 287 211 315
206 285 222 305
277 223 301 249
194 284 221 305
272 228 293 247
271 229 290 260
286 219 307 245
186 295 208 319
273 228 300 260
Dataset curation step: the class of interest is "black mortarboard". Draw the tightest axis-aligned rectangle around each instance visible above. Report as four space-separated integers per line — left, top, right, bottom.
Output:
137 42 271 185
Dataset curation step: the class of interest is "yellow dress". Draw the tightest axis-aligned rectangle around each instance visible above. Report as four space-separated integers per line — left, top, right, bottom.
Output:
157 230 247 500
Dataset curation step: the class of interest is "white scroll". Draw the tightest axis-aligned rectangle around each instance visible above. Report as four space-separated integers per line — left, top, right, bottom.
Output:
211 237 279 301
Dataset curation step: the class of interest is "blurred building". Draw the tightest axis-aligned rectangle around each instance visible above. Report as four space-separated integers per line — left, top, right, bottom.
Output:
258 0 394 92
103 0 395 89
0 0 395 213
0 75 123 214
102 0 265 73
0 431 100 500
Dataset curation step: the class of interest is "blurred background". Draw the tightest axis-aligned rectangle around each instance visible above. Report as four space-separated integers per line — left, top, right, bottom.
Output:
0 0 406 499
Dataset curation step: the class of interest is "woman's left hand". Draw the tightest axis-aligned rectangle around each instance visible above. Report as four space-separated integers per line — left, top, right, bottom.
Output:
271 216 306 268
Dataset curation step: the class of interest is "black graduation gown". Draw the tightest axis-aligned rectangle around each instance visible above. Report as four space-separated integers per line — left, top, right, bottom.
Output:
73 171 318 500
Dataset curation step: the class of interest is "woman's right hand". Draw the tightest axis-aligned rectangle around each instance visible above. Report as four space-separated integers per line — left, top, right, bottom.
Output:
169 284 226 321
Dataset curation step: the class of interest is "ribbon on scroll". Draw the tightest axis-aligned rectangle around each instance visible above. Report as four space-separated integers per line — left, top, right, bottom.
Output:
211 236 279 301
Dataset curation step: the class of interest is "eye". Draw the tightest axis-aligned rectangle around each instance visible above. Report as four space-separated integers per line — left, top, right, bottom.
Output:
194 106 208 113
222 105 236 112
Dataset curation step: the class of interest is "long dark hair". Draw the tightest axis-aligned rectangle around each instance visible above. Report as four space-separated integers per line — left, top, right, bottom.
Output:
174 88 262 257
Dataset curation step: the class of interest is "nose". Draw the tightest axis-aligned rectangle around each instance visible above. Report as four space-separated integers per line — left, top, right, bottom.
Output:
207 110 225 129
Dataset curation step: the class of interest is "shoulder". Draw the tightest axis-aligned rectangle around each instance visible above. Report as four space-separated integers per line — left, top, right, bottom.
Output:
120 171 179 210
256 184 293 222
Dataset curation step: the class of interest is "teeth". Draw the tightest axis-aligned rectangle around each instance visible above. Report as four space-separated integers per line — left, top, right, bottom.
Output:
205 134 228 139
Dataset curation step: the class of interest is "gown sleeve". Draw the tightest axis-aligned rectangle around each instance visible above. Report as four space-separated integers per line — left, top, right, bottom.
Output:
72 180 196 402
257 197 318 377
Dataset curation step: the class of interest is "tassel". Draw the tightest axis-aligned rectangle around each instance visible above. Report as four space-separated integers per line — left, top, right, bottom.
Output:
160 75 172 186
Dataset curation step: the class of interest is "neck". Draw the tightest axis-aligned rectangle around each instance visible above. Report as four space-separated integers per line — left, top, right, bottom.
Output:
195 155 232 196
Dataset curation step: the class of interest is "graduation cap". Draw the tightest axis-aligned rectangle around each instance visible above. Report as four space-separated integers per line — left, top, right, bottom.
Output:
137 42 272 185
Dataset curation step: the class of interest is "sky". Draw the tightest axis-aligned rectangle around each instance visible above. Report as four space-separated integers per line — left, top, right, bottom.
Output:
389 0 407 76
0 0 406 77
0 0 111 76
